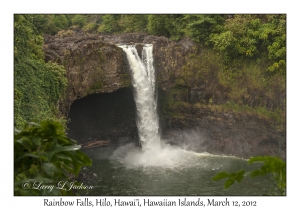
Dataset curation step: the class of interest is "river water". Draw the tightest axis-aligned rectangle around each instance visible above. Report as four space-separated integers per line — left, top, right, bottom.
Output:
79 145 273 196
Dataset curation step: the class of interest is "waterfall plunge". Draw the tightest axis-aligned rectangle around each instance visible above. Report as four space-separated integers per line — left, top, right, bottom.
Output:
115 44 193 167
119 44 160 150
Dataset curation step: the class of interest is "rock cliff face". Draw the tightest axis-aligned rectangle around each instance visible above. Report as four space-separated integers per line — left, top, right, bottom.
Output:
161 104 286 159
44 34 131 116
44 32 286 159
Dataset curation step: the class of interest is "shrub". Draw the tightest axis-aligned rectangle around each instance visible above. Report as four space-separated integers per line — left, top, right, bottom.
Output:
14 120 92 195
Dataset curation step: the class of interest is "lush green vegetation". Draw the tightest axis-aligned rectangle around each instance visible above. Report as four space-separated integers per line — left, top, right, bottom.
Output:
14 15 67 129
212 156 286 195
32 14 70 35
25 14 285 77
14 14 285 195
14 15 84 195
15 14 286 121
31 15 285 71
14 120 92 195
14 14 286 134
49 15 285 115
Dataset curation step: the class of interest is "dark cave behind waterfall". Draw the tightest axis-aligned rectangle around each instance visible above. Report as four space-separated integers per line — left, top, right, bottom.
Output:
67 88 138 146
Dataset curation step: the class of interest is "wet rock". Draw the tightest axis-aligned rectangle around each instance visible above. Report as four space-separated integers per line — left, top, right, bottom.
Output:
135 43 144 59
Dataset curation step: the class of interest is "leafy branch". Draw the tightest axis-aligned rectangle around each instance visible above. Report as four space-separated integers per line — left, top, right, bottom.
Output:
212 156 286 195
14 120 92 195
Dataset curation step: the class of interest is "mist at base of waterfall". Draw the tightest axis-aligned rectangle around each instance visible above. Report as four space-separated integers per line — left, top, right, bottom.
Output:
110 139 242 169
80 143 273 196
111 142 186 168
75 44 275 195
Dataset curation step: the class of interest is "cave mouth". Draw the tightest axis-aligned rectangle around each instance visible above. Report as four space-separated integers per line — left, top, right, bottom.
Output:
66 87 138 146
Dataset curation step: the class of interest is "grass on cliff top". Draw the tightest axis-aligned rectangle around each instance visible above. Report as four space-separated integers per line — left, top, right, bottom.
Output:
218 58 285 104
194 101 285 124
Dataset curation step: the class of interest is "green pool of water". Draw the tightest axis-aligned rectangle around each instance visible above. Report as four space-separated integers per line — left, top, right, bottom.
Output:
78 144 273 196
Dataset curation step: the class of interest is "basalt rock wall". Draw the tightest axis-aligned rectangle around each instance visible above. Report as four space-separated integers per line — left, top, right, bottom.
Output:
44 32 286 159
44 34 131 116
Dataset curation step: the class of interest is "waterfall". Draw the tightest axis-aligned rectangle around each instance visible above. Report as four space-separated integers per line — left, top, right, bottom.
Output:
119 44 160 150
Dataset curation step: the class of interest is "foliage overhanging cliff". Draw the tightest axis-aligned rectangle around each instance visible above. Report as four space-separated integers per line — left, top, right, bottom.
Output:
14 14 286 146
14 15 67 129
14 14 286 159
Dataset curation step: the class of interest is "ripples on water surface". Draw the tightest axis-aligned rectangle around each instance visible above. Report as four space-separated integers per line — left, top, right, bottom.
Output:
79 143 272 196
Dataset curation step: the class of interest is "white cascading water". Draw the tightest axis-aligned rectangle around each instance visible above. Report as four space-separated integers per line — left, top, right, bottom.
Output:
115 44 212 167
119 44 160 150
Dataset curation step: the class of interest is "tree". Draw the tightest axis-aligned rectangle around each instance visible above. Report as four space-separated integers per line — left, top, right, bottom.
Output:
97 14 121 34
119 14 149 33
182 14 224 44
147 14 170 37
32 14 69 35
71 14 88 28
210 14 286 74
